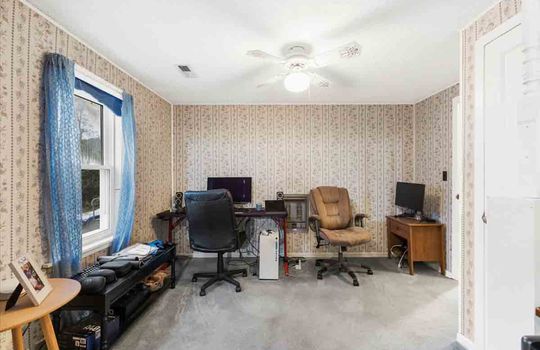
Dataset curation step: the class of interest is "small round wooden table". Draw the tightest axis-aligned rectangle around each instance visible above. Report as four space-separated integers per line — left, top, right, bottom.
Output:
0 278 81 350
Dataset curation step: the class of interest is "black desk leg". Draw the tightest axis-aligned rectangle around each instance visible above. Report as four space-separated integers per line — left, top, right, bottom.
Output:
170 254 176 289
101 313 108 350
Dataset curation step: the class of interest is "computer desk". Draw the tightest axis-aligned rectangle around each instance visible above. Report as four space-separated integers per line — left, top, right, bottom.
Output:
156 209 291 276
386 215 445 275
156 209 186 242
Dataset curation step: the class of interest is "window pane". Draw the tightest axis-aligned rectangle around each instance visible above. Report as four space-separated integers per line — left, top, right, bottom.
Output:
75 95 103 165
82 169 100 234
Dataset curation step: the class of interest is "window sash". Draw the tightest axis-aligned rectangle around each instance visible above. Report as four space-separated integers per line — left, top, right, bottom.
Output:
74 67 123 256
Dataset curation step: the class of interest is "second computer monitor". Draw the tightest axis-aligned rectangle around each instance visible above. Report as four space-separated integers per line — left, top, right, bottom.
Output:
207 177 252 203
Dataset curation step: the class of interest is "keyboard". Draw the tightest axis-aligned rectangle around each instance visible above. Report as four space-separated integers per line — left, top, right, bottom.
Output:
234 207 255 213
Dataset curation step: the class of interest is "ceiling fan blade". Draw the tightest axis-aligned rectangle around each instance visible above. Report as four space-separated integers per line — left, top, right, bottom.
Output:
312 41 362 67
309 72 331 88
246 50 284 63
257 73 286 88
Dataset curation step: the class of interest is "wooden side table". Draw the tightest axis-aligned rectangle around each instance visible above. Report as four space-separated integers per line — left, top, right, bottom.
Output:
386 216 446 275
0 279 81 350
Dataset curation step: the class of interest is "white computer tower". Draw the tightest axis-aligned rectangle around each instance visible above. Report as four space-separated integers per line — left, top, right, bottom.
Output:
258 230 279 280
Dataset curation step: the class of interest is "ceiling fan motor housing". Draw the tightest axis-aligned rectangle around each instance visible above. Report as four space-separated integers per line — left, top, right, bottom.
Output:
284 45 310 71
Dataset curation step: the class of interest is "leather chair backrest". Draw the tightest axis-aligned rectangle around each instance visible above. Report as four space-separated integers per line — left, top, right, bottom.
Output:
310 186 352 230
184 189 238 252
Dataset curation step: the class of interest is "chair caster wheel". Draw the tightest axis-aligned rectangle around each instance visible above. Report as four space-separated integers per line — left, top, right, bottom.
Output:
235 286 242 293
199 290 206 296
317 274 323 280
242 271 248 277
192 277 197 282
353 280 359 287
367 269 373 275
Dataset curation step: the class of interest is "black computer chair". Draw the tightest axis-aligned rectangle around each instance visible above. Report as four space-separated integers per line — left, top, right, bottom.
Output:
184 189 247 296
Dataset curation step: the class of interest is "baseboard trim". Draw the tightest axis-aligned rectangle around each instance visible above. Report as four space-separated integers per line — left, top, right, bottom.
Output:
445 270 457 280
288 252 387 258
184 252 388 258
456 333 474 350
422 263 456 279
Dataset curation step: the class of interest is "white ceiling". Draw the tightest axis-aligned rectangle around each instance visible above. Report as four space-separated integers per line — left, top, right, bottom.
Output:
28 0 496 104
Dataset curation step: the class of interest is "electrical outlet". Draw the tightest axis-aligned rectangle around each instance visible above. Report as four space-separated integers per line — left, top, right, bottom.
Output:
442 171 448 181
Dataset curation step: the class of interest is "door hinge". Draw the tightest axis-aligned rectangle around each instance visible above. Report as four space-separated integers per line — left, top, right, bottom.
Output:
482 212 487 224
456 194 460 200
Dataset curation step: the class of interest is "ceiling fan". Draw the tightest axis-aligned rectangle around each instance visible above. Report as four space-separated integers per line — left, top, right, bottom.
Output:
246 41 362 93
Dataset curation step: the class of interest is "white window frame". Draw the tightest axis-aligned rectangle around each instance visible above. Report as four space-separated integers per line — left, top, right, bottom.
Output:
75 65 123 256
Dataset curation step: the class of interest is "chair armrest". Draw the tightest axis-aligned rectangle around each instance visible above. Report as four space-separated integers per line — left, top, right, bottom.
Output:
308 215 321 232
354 213 368 228
309 215 326 248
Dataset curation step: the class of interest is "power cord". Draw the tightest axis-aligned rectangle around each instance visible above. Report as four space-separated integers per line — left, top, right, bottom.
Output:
228 219 266 270
389 244 409 269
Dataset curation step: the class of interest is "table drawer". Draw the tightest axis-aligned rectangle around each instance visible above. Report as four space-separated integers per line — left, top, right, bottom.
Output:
389 220 409 236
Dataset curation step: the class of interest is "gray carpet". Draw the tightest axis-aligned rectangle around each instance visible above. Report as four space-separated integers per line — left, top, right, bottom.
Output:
114 257 459 350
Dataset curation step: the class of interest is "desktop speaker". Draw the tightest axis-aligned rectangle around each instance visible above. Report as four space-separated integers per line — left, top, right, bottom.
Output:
173 192 183 212
276 191 284 200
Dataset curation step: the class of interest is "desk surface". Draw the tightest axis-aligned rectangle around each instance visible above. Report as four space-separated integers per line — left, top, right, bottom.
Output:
0 279 80 331
235 209 287 218
156 209 185 220
386 215 443 227
157 208 287 219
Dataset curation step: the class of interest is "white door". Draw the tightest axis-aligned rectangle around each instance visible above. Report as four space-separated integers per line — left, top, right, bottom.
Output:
474 15 537 349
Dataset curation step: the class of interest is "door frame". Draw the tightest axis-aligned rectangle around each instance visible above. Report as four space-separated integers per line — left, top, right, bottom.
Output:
473 14 523 349
451 95 463 339
451 95 463 282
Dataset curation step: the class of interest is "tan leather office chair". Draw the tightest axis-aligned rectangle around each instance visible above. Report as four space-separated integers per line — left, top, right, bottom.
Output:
309 186 373 286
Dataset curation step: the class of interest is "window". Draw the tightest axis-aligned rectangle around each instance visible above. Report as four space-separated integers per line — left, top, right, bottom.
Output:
77 96 104 235
75 67 123 255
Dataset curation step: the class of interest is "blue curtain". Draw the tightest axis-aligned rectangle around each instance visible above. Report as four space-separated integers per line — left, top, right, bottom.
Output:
43 53 82 277
111 93 137 253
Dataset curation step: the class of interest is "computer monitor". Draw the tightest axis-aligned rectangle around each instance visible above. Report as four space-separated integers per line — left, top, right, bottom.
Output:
395 182 425 213
207 177 252 203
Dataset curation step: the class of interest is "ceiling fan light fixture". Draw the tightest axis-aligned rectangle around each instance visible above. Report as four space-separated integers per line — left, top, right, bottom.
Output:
284 72 310 93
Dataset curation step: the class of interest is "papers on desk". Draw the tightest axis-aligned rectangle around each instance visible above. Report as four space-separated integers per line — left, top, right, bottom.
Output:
114 243 157 258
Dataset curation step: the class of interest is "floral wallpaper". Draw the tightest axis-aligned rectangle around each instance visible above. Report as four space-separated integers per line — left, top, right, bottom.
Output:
0 0 523 347
173 105 415 256
460 0 522 341
414 84 460 274
0 0 172 348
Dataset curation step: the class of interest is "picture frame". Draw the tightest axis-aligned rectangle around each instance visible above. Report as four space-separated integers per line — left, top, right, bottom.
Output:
9 256 52 306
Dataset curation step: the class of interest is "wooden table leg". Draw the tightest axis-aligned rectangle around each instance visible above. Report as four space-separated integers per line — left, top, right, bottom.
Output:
440 226 446 275
408 256 415 275
387 230 400 258
40 314 59 350
407 238 415 275
439 248 446 275
11 325 24 350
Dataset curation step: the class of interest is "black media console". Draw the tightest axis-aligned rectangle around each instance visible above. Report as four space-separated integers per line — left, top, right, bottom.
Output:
59 244 176 350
